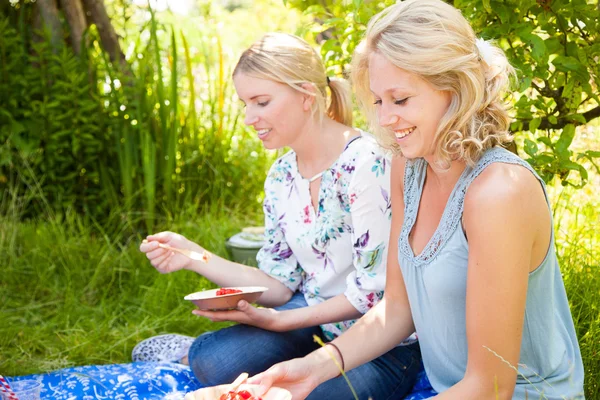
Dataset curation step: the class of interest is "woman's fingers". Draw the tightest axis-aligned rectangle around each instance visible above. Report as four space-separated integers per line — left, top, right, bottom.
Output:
192 309 230 322
248 365 280 394
192 308 247 323
150 249 171 266
141 232 177 252
191 302 264 325
145 231 173 242
236 300 250 311
156 252 175 273
249 361 316 399
140 232 190 274
139 239 159 253
144 245 168 260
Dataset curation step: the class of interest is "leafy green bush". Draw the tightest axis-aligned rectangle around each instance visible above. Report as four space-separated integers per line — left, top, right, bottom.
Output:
0 18 112 218
0 3 275 229
96 9 273 230
458 0 599 187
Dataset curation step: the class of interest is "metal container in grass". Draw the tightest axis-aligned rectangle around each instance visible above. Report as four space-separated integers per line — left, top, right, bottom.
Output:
225 227 265 266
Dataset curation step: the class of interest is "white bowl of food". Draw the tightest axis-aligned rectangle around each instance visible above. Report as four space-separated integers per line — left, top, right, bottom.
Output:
184 383 291 400
184 287 268 311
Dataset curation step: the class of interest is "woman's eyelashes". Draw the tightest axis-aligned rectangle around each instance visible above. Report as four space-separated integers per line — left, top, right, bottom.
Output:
372 98 409 106
239 99 270 108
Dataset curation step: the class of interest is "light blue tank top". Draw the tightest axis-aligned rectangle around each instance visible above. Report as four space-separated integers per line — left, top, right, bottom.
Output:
398 147 585 399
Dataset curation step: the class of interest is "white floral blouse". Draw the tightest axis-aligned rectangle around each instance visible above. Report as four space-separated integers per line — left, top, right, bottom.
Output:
257 132 392 340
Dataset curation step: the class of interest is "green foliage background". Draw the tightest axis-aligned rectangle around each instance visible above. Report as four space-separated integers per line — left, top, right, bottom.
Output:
0 17 112 217
0 0 598 398
0 0 300 229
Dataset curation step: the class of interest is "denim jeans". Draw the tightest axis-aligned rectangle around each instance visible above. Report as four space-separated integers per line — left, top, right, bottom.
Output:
188 292 421 400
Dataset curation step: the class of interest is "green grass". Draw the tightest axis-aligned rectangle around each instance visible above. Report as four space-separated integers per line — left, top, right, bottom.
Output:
551 184 600 399
0 203 262 376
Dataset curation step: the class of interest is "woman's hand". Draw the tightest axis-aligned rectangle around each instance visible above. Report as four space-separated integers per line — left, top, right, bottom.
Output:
192 300 287 331
248 357 321 400
139 231 198 274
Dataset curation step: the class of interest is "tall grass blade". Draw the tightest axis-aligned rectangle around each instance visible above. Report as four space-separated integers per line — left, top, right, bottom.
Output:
141 128 156 232
135 40 156 230
181 31 196 139
148 2 168 190
217 35 224 139
313 335 359 400
167 27 178 205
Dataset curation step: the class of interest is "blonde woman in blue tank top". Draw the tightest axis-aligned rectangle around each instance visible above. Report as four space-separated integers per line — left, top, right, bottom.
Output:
248 0 585 399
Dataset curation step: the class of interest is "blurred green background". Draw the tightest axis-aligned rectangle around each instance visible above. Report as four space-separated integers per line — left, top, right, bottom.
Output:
0 0 598 398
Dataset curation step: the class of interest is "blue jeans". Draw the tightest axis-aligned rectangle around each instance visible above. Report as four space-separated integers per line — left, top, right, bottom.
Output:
188 293 421 400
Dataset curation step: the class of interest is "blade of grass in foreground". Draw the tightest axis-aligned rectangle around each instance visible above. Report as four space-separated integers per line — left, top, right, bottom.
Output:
313 335 359 400
181 30 197 140
167 27 179 205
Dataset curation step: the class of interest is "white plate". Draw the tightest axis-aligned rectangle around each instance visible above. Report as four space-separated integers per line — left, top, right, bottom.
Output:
184 287 268 311
184 383 291 400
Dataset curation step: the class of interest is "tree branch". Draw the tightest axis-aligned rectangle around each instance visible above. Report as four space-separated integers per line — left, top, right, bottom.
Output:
519 105 600 132
532 79 568 117
81 0 131 76
574 19 593 46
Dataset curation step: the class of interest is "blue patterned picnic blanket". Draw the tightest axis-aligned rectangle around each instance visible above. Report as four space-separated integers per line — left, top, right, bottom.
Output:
10 362 200 399
405 368 437 400
10 362 436 399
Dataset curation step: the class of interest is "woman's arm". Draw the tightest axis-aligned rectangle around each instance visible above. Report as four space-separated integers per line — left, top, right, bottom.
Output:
434 163 549 399
141 169 302 307
247 156 416 398
193 292 363 332
141 233 294 307
324 155 415 372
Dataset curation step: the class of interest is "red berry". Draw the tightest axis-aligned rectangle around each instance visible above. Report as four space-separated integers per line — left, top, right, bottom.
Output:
216 288 243 296
237 390 252 399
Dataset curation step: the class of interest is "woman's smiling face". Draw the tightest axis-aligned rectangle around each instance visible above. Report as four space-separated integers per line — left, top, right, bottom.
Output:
368 52 452 160
233 72 311 150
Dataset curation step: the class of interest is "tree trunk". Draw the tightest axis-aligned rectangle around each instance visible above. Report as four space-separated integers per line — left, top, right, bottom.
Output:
81 0 129 74
59 0 87 55
36 0 64 52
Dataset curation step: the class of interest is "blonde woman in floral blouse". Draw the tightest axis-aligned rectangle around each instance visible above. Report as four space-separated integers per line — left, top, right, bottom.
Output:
138 33 421 399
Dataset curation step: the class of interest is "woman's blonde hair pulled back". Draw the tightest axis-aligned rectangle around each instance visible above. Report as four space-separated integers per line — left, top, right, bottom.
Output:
234 33 352 126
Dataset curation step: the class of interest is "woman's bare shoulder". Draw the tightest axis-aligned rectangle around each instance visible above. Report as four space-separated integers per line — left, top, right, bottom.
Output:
464 162 546 223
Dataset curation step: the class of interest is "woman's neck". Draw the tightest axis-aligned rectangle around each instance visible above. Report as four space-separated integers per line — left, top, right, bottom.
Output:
292 118 355 178
424 155 467 193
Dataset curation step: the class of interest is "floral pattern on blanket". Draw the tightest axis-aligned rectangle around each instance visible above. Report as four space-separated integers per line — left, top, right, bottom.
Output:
9 362 201 400
9 361 436 399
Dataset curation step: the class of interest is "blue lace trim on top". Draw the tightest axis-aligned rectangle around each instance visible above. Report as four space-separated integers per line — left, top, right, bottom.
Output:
398 147 546 267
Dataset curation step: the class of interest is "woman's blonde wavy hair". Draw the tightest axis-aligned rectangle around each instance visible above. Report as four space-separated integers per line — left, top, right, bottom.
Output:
352 0 515 166
233 33 353 126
